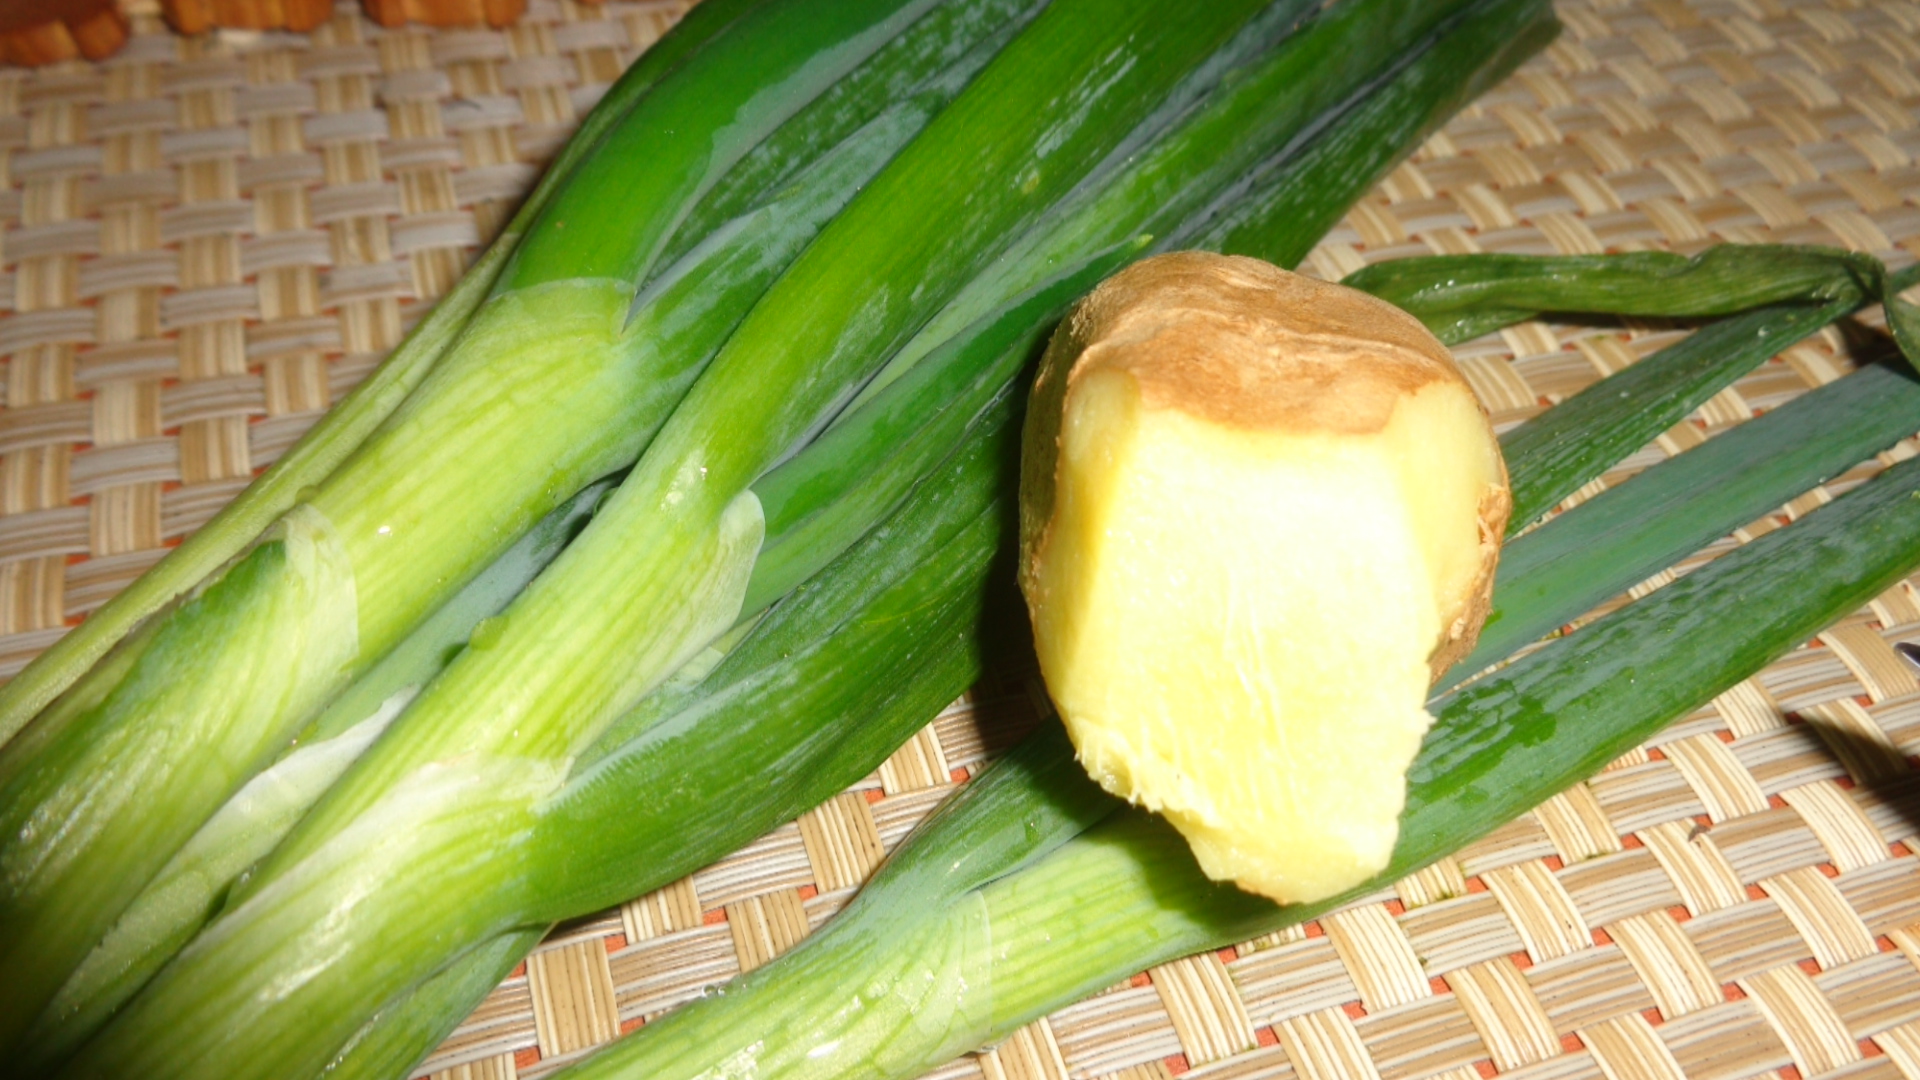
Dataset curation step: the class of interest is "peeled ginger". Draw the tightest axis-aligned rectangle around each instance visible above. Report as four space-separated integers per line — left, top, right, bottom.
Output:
1018 252 1509 905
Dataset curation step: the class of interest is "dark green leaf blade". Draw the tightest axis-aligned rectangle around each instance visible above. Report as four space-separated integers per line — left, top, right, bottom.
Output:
1448 355 1920 689
1497 298 1852 530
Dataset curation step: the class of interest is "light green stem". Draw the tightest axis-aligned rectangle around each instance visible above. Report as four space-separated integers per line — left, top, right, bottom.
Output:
58 756 555 1080
0 509 358 1052
18 477 612 1067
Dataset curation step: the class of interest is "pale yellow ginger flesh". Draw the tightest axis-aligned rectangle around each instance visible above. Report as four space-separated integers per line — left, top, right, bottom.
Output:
1019 252 1509 906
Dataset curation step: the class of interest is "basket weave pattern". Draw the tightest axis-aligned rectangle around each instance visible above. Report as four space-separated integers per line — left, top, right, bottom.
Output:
0 2 1916 1080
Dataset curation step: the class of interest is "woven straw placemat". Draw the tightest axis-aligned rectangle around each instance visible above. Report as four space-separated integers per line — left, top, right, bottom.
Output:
0 1 1917 1079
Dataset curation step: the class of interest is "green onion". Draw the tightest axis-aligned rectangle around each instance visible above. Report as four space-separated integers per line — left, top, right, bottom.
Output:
543 407 1027 916
854 0 1478 405
229 0 1275 912
1343 244 1894 344
316 392 1033 1080
1183 4 1553 264
48 247 1121 1069
325 928 551 1080
760 0 1502 585
741 246 1142 616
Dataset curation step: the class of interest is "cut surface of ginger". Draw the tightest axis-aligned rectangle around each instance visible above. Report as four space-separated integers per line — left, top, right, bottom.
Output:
1019 252 1507 906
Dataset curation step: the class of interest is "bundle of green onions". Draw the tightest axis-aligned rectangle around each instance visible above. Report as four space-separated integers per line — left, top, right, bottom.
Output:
6 0 1911 1072
0 0 1565 1077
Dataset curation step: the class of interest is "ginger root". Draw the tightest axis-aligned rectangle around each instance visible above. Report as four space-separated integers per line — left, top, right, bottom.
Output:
1018 252 1509 905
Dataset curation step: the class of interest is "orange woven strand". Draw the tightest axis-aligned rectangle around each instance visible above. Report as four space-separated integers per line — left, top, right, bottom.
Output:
161 0 335 34
0 0 127 65
359 0 529 29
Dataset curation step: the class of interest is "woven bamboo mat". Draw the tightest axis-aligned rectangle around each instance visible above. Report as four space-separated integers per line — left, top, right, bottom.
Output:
0 0 1917 1078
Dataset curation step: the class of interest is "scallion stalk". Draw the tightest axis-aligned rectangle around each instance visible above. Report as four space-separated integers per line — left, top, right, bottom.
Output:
741 245 1142 615
744 0 1494 609
1182 4 1552 263
1344 245 1920 356
1493 300 1859 530
852 0 1472 406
